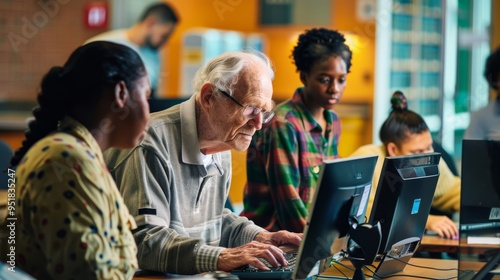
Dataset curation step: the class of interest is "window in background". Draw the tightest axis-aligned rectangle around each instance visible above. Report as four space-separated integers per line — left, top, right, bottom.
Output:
373 0 491 163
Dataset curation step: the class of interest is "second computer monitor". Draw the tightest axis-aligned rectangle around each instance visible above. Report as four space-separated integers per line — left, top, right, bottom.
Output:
369 153 440 276
459 139 500 280
460 139 500 232
293 155 378 279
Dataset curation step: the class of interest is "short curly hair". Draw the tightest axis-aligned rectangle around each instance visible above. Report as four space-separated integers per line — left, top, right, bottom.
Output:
291 28 353 74
484 48 500 90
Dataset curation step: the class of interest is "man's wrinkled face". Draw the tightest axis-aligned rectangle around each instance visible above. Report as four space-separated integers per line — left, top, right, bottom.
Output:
209 61 274 152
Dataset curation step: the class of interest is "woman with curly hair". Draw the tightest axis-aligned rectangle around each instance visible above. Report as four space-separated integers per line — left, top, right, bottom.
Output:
241 28 352 232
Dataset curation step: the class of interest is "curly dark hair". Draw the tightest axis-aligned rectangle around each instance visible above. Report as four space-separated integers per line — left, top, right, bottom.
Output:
379 91 429 147
291 28 353 74
484 48 500 91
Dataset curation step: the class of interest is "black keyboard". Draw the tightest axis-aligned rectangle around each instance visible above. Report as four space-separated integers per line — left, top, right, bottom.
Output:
230 253 296 279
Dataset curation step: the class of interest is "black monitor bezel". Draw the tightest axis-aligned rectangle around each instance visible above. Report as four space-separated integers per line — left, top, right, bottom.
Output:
368 152 441 254
292 155 378 279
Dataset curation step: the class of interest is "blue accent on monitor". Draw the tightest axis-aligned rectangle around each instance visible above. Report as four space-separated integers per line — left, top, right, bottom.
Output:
411 198 421 215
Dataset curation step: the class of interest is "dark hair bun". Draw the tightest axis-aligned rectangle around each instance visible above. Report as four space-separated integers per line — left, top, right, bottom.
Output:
391 90 408 111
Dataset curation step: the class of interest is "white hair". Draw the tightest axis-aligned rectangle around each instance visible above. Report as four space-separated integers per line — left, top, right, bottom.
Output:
191 50 274 96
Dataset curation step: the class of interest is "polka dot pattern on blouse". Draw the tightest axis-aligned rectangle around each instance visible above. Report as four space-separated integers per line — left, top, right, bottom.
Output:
9 117 138 280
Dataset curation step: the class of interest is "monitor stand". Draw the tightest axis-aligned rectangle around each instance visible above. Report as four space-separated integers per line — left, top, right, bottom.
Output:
347 221 382 280
375 237 421 277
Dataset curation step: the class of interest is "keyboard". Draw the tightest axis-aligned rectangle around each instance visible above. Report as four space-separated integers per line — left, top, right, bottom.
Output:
460 221 500 232
458 269 476 280
230 253 297 279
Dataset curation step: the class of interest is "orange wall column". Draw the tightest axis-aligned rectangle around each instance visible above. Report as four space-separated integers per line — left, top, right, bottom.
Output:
492 0 500 49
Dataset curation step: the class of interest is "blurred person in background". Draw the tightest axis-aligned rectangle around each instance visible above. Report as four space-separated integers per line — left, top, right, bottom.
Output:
465 47 500 140
85 2 179 98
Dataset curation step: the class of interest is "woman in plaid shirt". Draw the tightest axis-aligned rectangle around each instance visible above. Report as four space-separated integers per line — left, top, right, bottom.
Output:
242 28 353 233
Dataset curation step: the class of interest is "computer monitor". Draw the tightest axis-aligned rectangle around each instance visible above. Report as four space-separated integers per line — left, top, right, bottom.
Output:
368 153 440 276
293 155 378 279
459 140 500 279
460 139 500 232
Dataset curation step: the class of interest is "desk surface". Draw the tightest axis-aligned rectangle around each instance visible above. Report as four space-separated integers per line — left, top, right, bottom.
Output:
322 257 459 279
0 187 489 280
419 234 459 253
132 258 461 279
419 233 499 255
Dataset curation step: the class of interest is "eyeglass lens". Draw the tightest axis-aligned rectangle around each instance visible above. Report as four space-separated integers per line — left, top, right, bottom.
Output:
242 106 274 123
218 88 274 123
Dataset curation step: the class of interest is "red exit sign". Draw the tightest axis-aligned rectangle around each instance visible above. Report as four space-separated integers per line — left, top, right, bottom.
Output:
84 2 108 29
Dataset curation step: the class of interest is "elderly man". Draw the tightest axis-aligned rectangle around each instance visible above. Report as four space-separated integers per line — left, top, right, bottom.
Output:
104 50 302 274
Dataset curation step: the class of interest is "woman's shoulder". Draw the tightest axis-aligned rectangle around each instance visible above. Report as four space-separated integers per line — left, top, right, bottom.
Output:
350 144 385 157
27 132 91 162
273 99 307 122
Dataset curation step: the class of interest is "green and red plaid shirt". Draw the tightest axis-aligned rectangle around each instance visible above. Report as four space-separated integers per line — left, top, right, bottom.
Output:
241 88 341 232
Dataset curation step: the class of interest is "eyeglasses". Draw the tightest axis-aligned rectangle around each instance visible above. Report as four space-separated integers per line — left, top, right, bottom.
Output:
217 88 275 124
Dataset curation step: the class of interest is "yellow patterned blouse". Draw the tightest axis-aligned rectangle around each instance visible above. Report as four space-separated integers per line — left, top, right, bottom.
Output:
9 117 137 279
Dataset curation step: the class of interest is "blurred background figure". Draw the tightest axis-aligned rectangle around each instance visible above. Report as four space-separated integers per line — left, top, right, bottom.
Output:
464 48 500 140
85 2 179 98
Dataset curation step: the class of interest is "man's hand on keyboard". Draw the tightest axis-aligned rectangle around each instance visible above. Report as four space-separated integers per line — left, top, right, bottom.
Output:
217 241 288 272
254 230 303 247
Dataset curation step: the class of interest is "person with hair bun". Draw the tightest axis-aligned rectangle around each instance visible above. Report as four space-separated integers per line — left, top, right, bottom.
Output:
0 41 151 279
241 28 352 233
351 91 460 239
